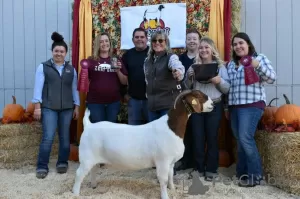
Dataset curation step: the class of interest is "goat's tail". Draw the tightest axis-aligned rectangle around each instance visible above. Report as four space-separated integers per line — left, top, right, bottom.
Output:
83 107 91 127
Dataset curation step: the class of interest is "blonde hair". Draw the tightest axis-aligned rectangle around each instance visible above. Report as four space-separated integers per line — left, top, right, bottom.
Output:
91 32 113 60
194 36 224 67
146 30 172 61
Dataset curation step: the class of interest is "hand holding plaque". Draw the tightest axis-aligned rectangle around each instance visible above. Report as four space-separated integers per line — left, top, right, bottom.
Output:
191 63 219 83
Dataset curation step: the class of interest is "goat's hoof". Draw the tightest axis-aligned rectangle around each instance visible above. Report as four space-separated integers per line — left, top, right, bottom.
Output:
72 189 80 196
88 182 97 189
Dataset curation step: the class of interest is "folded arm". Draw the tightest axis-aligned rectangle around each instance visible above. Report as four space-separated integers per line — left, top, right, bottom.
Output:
215 65 231 94
255 54 276 84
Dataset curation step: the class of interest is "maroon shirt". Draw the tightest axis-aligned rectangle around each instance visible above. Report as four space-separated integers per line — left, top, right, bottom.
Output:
86 57 128 104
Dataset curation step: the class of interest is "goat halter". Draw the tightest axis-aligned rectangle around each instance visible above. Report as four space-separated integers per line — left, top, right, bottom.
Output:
176 83 195 114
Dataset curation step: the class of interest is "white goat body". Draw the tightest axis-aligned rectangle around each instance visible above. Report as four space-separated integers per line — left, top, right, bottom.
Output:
80 109 184 170
72 90 214 199
72 109 184 199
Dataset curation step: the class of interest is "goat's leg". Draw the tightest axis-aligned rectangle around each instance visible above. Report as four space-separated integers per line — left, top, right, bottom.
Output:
168 163 175 191
72 162 95 196
90 165 98 189
156 162 170 199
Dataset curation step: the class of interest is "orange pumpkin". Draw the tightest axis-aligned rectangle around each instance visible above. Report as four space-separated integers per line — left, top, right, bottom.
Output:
26 102 35 115
219 150 231 167
261 97 278 126
2 96 25 123
22 112 34 123
275 94 300 125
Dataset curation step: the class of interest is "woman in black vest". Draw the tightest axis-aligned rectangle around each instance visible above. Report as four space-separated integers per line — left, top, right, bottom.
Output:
143 30 185 122
32 32 80 179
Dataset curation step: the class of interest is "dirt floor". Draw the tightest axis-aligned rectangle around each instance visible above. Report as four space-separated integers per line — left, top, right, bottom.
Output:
0 159 299 199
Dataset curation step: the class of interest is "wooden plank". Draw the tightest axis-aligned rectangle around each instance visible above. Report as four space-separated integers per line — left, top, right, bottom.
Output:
240 0 246 32
58 0 71 61
292 0 300 84
244 0 261 52
13 0 25 89
0 90 4 118
69 0 73 62
276 0 293 85
2 0 14 89
15 89 26 108
276 86 292 106
25 89 34 105
46 0 58 60
24 0 36 89
260 0 277 75
0 0 4 89
292 86 300 105
264 85 278 106
35 0 47 68
4 89 15 108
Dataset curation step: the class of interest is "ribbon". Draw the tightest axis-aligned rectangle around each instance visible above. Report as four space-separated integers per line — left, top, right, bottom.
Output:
240 55 259 85
77 59 90 92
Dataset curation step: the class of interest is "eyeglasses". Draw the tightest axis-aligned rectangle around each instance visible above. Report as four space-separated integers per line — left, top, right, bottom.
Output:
152 39 165 44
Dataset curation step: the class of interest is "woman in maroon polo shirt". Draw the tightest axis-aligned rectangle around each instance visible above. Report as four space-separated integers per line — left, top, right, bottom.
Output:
85 32 128 123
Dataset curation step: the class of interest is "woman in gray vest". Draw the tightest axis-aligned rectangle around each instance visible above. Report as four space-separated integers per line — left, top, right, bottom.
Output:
32 32 80 179
184 36 230 181
143 30 185 122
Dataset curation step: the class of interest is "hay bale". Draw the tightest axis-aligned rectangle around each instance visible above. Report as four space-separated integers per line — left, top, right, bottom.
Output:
0 143 59 163
0 122 59 169
255 130 300 195
0 122 42 137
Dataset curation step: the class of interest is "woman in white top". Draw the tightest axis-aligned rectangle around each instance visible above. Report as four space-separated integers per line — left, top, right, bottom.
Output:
184 36 230 181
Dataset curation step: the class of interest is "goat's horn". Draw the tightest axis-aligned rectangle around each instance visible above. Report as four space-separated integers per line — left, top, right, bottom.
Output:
173 89 193 109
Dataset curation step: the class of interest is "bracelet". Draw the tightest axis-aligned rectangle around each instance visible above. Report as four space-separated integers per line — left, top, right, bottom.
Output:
34 108 41 111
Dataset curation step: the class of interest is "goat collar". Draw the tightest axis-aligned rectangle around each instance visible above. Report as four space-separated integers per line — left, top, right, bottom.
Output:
182 98 194 114
176 84 195 114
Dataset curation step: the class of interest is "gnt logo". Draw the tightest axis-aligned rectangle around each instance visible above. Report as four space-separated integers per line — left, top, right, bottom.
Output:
139 5 171 40
182 171 210 196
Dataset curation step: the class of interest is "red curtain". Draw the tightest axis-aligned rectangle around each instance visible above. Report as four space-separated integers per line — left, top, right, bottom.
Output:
72 0 81 71
70 0 81 144
224 0 232 62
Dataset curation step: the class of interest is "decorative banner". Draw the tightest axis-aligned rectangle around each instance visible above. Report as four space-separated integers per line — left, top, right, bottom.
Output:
120 3 186 49
91 0 211 56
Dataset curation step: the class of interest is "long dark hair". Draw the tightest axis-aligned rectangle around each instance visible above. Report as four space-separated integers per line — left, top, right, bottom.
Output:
231 32 257 65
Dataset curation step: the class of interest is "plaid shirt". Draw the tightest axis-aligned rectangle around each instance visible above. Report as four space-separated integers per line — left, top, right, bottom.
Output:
226 53 276 106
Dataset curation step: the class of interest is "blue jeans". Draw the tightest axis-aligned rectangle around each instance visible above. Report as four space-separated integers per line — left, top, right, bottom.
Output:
87 101 121 123
128 98 149 125
190 101 223 175
230 107 264 180
36 108 73 172
148 109 169 122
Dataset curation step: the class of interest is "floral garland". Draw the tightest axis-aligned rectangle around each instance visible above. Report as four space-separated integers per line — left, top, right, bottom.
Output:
91 0 211 56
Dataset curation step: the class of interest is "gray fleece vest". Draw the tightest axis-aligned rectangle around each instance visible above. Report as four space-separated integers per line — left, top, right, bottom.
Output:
144 53 180 111
41 59 74 110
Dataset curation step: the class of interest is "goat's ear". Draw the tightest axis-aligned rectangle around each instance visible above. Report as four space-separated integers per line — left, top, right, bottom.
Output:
192 90 207 103
191 97 203 113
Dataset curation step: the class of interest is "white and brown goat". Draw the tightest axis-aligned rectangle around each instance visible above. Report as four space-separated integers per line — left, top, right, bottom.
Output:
72 89 214 199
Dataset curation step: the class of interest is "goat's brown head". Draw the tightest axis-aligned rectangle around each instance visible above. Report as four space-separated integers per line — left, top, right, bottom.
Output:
173 89 214 114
